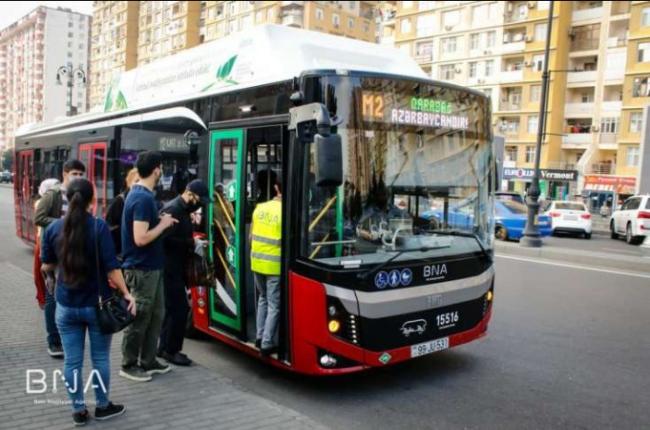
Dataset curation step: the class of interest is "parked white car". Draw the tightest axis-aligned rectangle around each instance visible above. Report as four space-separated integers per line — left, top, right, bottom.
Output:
544 201 592 239
610 195 650 244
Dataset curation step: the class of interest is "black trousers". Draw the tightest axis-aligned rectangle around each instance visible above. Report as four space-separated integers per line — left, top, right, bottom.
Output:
158 271 189 355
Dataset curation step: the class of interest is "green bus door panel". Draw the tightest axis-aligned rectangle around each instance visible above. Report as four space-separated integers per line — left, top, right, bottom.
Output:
208 129 244 333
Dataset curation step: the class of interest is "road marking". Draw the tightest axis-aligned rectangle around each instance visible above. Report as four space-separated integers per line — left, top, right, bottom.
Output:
601 247 643 256
496 254 650 279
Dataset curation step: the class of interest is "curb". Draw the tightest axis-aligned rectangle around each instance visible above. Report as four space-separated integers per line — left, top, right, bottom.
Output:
495 240 650 274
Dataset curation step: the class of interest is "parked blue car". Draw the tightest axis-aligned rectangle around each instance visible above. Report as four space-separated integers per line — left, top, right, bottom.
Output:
495 200 552 241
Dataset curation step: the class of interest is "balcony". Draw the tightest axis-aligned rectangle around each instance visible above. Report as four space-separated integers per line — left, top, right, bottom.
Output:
607 36 626 48
565 102 594 115
562 133 593 147
589 162 616 175
597 133 618 150
570 38 599 52
567 70 597 84
281 1 304 7
499 70 523 83
601 101 622 113
414 53 433 63
281 13 303 28
572 7 603 22
603 67 625 82
501 41 525 54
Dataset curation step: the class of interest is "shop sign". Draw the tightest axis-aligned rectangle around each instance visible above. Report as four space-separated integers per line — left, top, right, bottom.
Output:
502 168 578 182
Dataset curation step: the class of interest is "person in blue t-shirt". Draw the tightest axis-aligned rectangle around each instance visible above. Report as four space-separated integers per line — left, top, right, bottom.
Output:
119 151 178 382
41 178 136 426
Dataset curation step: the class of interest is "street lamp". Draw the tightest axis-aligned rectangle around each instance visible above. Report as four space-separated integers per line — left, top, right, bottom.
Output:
520 0 554 248
56 65 86 117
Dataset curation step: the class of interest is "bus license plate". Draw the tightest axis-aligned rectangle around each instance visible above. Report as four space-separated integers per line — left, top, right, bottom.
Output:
410 337 449 358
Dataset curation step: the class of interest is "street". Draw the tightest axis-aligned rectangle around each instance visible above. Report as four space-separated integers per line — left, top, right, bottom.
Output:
1 184 649 429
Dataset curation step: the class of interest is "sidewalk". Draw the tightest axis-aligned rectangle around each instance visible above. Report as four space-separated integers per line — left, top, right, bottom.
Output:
0 261 328 430
495 240 650 274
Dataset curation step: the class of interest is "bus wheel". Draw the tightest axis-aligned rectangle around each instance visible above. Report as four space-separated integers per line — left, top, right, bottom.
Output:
495 226 508 241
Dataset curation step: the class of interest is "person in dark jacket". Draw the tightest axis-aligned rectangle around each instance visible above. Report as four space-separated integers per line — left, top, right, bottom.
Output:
33 159 86 358
105 168 139 257
157 179 210 366
41 178 136 426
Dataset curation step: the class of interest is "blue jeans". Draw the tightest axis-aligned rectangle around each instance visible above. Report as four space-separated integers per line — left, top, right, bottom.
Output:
44 290 61 347
55 304 112 413
254 273 280 349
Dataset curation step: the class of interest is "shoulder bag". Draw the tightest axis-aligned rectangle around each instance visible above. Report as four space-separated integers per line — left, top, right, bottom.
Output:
94 218 135 334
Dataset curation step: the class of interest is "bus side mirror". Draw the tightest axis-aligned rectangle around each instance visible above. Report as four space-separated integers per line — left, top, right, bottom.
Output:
314 133 343 188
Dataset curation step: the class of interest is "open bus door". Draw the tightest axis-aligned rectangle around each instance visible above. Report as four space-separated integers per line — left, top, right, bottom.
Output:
207 129 246 338
16 150 35 242
78 142 108 217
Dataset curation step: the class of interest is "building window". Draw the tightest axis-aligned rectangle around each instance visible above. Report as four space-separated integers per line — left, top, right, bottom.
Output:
440 64 456 80
315 8 323 21
416 14 435 37
470 33 480 50
633 76 650 97
486 31 496 48
642 8 650 27
629 112 643 133
419 1 435 11
505 147 518 162
600 117 619 134
638 42 650 62
472 4 487 25
333 13 340 28
469 62 477 78
532 54 545 72
534 23 547 42
503 119 520 134
530 85 541 102
442 10 460 28
527 115 539 134
626 147 640 166
525 146 536 163
538 1 551 10
441 36 458 54
415 41 433 59
348 17 354 29
400 18 411 33
485 60 494 76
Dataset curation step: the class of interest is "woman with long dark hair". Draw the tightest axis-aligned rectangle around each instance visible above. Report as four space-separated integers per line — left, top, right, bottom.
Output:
41 178 136 426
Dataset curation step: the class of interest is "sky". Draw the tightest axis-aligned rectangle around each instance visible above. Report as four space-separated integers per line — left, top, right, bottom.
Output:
0 1 93 32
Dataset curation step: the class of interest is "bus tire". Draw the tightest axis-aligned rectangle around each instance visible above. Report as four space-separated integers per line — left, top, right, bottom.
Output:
495 225 508 241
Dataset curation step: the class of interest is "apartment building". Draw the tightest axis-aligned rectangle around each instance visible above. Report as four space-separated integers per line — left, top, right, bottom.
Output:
89 1 380 110
138 1 201 65
0 6 91 149
201 1 378 43
386 0 648 204
89 1 139 109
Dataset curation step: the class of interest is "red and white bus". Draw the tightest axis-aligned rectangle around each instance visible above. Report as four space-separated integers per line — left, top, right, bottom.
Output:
15 25 495 375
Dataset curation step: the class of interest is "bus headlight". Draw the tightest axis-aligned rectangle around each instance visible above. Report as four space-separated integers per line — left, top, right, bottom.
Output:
328 320 341 333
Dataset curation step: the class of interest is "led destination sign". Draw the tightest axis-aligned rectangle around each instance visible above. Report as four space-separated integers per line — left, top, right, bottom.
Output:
362 92 470 131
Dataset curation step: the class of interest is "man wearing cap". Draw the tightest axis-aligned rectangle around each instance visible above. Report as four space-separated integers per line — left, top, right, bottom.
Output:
157 179 210 366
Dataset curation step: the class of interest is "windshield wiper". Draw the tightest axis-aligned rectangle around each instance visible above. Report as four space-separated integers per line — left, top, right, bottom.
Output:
428 229 492 263
356 245 449 281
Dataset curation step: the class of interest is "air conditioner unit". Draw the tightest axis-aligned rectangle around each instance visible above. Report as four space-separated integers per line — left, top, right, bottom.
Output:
568 30 576 39
444 24 453 31
484 50 492 55
591 125 599 132
528 1 537 8
454 67 462 74
524 61 533 67
503 34 511 43
525 35 534 42
478 78 485 84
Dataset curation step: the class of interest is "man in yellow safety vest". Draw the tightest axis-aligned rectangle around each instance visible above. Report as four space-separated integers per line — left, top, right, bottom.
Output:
250 171 282 357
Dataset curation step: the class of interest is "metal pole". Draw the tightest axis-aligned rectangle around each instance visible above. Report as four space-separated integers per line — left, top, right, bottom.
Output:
521 0 554 247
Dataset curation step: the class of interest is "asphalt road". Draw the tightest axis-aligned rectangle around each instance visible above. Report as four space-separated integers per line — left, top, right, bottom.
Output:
1 184 649 430
532 233 646 257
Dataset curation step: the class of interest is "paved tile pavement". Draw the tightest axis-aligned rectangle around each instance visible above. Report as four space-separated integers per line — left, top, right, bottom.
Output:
0 261 328 430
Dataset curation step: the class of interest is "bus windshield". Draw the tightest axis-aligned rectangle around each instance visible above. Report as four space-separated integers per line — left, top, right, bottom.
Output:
300 76 494 267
